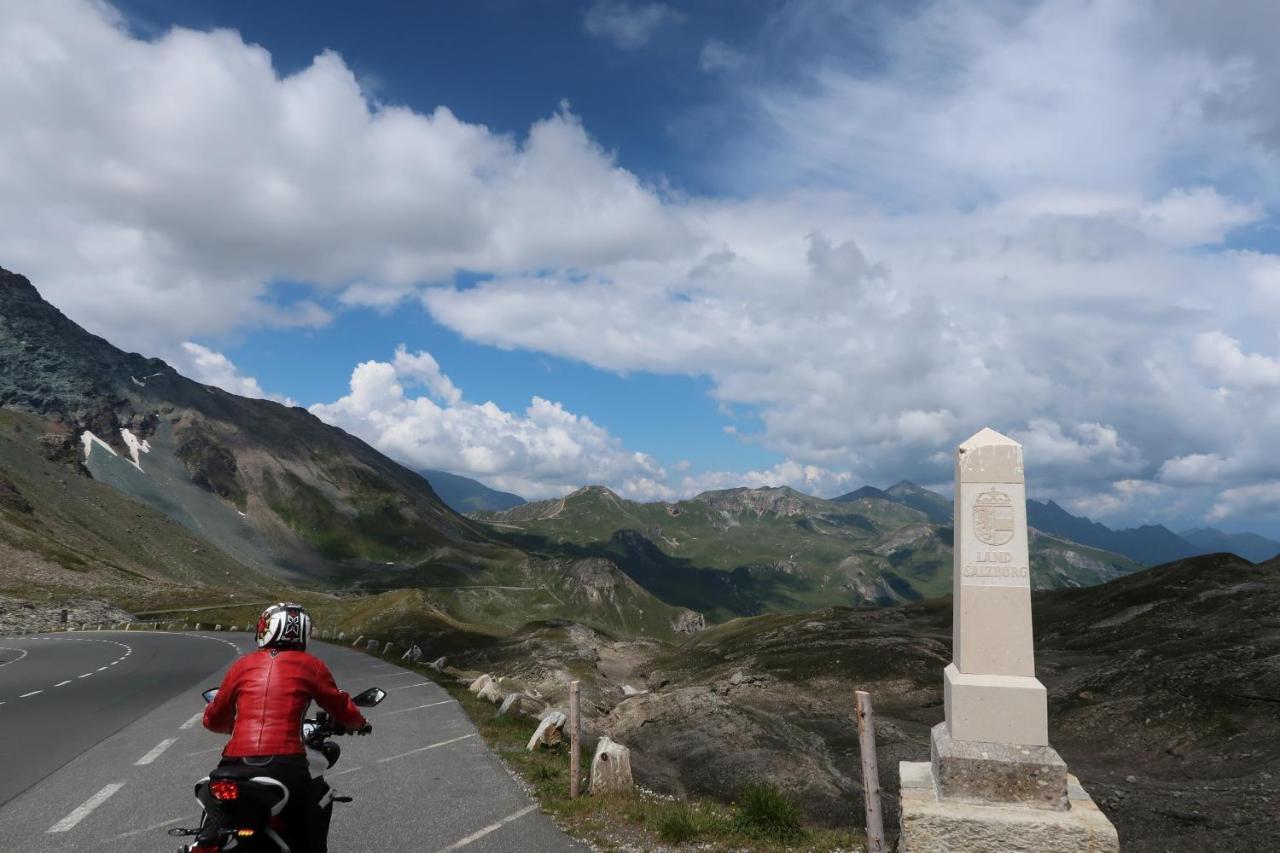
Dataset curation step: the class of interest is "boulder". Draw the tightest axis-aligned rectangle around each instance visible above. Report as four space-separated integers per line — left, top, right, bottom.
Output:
468 674 496 695
590 737 634 794
477 682 504 704
621 684 648 697
527 710 567 751
428 656 447 672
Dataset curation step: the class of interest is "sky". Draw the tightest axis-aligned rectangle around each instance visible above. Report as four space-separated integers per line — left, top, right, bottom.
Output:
2 0 1280 535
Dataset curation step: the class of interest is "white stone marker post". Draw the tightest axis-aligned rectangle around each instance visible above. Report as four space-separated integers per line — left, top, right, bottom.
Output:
898 427 1118 852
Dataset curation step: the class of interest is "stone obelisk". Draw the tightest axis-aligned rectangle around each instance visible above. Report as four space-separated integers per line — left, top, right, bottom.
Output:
897 427 1118 851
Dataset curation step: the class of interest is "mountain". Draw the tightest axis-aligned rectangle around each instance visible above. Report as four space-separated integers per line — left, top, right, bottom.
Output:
0 267 698 639
475 483 1140 621
835 480 953 523
421 469 525 513
1181 527 1280 564
1026 500 1198 566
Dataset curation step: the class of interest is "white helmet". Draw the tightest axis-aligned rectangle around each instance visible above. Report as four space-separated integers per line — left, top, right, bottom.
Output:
256 602 311 650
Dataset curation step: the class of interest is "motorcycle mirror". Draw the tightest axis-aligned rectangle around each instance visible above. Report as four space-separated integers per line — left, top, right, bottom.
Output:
202 688 219 703
352 687 386 707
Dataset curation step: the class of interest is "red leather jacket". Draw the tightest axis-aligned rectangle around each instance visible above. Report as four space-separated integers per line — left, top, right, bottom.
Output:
204 648 368 757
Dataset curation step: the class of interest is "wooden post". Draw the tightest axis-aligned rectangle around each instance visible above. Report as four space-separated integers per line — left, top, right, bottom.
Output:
855 690 885 853
569 680 581 798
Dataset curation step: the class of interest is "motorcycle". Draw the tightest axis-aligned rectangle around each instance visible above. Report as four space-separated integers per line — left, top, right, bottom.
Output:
168 685 386 852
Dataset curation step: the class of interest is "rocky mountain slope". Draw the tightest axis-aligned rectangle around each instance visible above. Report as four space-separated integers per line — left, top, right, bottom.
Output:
475 484 1139 619
453 552 1279 852
0 267 697 640
1026 499 1199 565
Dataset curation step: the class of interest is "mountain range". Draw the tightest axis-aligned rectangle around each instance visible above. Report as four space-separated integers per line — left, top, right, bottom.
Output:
474 483 1140 620
0 267 697 639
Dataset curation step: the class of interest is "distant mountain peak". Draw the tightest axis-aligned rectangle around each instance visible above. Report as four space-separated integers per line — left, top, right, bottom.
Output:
834 485 889 502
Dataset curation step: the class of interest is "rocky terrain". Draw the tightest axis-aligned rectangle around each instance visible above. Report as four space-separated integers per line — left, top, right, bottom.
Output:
0 595 134 634
449 552 1280 852
477 483 1141 619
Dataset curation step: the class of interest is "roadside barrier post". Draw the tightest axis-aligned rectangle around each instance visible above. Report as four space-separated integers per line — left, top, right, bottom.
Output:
855 690 885 853
569 680 582 798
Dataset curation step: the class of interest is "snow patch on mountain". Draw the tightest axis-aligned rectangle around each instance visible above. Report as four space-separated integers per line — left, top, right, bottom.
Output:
80 430 117 463
120 428 151 471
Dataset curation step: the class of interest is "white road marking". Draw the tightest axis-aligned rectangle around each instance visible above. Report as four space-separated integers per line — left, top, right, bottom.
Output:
381 700 455 716
54 680 72 687
97 666 108 671
47 782 125 832
19 690 42 698
437 805 537 851
0 646 29 667
78 673 93 678
382 670 420 678
388 681 433 691
180 711 204 730
109 661 118 666
183 746 223 758
376 733 475 764
328 765 363 777
135 738 177 766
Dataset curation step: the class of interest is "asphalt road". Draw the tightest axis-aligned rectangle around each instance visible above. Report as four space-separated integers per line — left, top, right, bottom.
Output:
0 631 583 852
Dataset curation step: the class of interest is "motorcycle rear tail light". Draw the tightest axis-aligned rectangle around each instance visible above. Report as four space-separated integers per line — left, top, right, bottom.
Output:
209 779 240 800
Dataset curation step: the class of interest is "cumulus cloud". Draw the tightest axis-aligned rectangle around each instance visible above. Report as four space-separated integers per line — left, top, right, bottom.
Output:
583 2 681 50
1209 481 1280 522
6 1 1280 530
0 2 689 353
173 343 297 406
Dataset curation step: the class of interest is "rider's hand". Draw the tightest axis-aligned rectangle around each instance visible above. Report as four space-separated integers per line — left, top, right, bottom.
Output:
357 723 372 736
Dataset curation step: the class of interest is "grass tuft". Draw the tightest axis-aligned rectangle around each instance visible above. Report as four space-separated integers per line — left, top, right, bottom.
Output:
657 803 726 843
733 783 808 843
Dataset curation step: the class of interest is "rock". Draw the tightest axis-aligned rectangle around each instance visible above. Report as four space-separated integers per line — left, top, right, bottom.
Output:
671 609 706 634
729 670 748 686
621 684 648 697
498 693 522 715
527 710 567 751
477 682 504 704
589 737 634 795
469 674 496 695
428 656 447 672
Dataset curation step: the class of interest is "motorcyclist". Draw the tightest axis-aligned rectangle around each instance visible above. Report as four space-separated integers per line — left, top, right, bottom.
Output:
203 603 370 852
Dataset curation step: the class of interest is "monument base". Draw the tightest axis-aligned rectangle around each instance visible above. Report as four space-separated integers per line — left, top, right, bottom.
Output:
898 762 1119 853
931 722 1068 810
944 663 1048 745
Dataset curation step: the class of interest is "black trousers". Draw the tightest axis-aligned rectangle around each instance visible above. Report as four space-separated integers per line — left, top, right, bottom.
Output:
217 755 328 852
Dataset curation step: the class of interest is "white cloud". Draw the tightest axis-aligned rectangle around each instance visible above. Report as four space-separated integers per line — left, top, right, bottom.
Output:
699 39 744 72
0 3 689 354
583 2 681 50
173 342 297 406
6 1 1280 530
1192 331 1280 389
1209 480 1280 522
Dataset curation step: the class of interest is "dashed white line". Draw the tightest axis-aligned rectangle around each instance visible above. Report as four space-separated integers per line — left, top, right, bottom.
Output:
437 805 537 851
97 666 108 671
19 690 42 698
382 671 420 679
180 711 204 730
381 700 455 716
328 765 363 778
54 680 72 687
47 782 125 833
78 672 94 678
375 733 475 764
388 681 433 691
183 746 223 758
135 737 177 766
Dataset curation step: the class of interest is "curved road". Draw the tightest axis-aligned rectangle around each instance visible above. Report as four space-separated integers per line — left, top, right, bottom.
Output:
0 631 581 852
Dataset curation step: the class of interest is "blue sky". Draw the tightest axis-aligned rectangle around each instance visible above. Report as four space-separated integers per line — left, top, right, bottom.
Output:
5 1 1280 535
